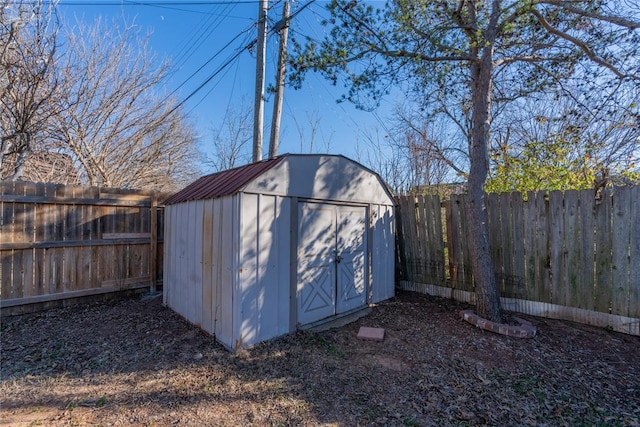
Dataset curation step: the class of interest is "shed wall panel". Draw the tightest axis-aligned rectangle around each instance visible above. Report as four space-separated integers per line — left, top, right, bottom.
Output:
201 200 214 334
214 196 237 349
371 204 395 303
191 201 204 326
237 193 291 348
163 205 172 307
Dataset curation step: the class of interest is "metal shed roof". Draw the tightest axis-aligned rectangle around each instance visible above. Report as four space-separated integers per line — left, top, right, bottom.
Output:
164 155 286 205
165 153 395 206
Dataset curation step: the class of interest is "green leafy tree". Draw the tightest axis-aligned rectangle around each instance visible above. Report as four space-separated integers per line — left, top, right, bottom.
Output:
488 78 640 193
289 0 640 321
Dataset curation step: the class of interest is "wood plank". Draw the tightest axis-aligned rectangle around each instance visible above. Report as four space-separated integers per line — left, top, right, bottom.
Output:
577 189 595 313
450 195 465 289
408 196 421 282
62 246 75 292
1 238 151 250
49 248 64 294
0 281 151 308
486 193 503 293
524 191 538 301
21 249 35 297
459 195 474 291
400 197 417 281
443 199 455 287
536 192 551 302
562 190 579 308
103 232 151 239
394 197 409 282
1 250 13 300
33 247 45 297
425 195 439 283
628 186 640 319
1 182 15 301
416 195 429 282
431 195 446 286
1 194 152 207
611 187 631 317
98 192 154 201
593 188 613 313
547 191 564 305
510 192 526 299
498 193 514 298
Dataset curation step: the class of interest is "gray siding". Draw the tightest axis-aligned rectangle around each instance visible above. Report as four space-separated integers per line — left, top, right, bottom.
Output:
236 193 292 348
371 203 395 303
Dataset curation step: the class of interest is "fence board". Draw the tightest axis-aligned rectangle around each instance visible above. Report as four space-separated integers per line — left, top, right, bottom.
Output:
499 193 514 297
537 192 551 303
611 187 631 316
523 191 538 301
396 185 639 335
448 194 466 289
563 190 580 308
404 196 419 281
486 194 503 292
549 190 565 306
0 181 166 311
396 197 409 280
430 195 446 286
578 191 595 311
629 187 640 319
510 192 526 299
594 189 613 313
415 195 429 281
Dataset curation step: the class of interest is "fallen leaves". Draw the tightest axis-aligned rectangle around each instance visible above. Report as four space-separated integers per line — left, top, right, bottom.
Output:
1 291 639 426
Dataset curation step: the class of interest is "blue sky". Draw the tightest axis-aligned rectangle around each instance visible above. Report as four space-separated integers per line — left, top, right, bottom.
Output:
54 0 399 170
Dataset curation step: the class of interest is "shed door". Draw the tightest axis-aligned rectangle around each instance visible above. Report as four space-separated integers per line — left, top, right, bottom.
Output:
297 202 367 325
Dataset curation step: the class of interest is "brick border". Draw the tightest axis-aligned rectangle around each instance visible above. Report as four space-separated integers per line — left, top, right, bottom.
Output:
460 310 537 338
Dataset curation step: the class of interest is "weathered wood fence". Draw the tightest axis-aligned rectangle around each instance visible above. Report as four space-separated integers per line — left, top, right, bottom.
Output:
396 186 640 335
1 181 167 314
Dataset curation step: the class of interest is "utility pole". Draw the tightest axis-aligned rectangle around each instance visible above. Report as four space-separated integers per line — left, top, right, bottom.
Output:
252 0 268 162
268 0 289 159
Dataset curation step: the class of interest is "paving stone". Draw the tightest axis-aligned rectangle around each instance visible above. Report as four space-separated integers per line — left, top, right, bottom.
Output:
357 326 385 341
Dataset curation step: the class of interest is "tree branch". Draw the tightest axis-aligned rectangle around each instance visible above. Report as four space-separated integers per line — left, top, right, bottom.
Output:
531 9 637 80
535 0 640 29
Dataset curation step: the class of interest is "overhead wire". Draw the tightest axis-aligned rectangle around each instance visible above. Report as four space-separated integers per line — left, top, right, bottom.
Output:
165 24 254 101
43 1 261 5
171 1 239 72
168 0 317 117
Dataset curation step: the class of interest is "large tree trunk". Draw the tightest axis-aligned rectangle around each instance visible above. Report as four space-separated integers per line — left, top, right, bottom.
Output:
467 45 503 322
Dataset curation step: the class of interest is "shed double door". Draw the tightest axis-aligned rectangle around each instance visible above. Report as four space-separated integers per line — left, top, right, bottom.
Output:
296 202 367 325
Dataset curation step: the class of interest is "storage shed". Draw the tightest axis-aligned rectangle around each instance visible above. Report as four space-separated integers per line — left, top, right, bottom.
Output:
163 153 395 351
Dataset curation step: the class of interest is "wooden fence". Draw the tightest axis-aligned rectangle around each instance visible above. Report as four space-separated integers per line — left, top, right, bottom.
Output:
396 186 640 335
0 181 167 313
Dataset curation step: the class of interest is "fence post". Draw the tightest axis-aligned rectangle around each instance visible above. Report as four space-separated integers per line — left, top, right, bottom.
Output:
149 193 158 294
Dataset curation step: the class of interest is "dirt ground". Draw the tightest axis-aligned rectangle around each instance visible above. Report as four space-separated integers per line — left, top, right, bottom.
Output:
1 290 639 426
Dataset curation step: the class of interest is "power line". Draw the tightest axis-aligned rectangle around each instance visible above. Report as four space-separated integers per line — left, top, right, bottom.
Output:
47 1 262 5
167 0 316 119
164 37 254 118
166 25 253 100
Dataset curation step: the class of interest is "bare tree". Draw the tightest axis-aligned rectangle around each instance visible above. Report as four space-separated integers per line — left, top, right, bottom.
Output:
0 0 60 180
208 101 253 172
48 17 199 191
290 108 334 153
